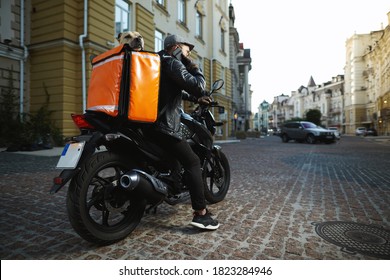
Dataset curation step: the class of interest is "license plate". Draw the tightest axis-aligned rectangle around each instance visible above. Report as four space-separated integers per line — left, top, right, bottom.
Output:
326 136 333 139
56 142 85 169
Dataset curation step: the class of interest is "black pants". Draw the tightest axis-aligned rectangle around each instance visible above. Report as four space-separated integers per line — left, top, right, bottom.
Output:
149 131 206 211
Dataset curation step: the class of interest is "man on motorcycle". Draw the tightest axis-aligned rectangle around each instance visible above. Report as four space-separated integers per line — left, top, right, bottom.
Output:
147 34 219 230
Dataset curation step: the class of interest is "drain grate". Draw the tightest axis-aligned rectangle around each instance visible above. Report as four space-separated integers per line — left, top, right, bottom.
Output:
314 221 390 259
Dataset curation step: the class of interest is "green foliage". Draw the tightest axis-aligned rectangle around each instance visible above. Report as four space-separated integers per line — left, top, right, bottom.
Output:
246 131 260 138
0 70 64 150
305 109 322 125
235 130 260 139
26 84 60 147
235 131 247 139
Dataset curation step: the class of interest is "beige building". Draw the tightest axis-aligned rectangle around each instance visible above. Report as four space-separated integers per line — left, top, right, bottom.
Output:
153 0 233 139
344 11 390 135
344 32 382 134
264 11 390 136
360 12 390 136
1 0 253 141
229 5 252 133
269 75 344 129
311 75 344 129
269 94 289 129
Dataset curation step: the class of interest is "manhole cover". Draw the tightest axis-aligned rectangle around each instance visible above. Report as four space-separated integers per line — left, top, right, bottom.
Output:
314 221 390 259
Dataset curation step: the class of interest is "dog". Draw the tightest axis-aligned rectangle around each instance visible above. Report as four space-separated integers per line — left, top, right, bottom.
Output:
117 31 144 51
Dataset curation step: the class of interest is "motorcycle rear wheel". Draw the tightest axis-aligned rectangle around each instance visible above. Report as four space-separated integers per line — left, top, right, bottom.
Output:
66 151 146 245
203 150 230 204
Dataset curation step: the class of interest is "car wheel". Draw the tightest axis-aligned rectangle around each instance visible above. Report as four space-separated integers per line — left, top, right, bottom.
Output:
306 134 316 144
281 134 289 143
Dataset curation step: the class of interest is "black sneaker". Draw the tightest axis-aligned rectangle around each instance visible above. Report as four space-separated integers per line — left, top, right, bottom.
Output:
190 209 220 230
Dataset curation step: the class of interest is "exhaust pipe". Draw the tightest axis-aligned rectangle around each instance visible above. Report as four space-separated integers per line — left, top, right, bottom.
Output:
120 169 168 204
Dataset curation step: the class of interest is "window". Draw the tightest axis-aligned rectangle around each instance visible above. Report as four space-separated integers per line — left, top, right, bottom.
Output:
220 28 225 53
0 1 11 41
156 0 165 6
195 11 203 38
155 30 164 52
196 56 203 71
178 0 186 24
115 0 131 38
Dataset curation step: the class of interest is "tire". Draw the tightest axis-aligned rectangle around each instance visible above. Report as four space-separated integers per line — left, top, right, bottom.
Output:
66 151 146 245
203 150 230 204
281 134 289 143
306 134 316 144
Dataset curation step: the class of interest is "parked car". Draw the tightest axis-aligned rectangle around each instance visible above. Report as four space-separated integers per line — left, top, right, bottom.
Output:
355 127 367 136
328 127 341 140
272 128 281 137
364 128 378 136
280 121 336 144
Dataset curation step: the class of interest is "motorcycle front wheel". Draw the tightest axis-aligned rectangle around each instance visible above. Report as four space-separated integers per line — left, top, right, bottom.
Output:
66 151 146 245
203 150 230 204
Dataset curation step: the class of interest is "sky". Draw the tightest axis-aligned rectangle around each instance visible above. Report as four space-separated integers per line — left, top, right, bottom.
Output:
231 0 390 111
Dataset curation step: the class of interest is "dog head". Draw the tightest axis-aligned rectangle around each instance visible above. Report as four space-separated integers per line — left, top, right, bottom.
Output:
117 31 144 51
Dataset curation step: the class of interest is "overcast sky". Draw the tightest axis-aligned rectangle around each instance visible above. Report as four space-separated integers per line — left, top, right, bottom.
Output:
231 0 390 111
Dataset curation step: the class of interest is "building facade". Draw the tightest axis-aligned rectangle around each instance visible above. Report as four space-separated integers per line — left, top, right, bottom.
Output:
267 75 344 130
262 11 389 136
1 0 252 141
268 94 289 130
344 32 383 134
258 100 269 133
0 0 29 118
228 4 252 134
350 11 390 136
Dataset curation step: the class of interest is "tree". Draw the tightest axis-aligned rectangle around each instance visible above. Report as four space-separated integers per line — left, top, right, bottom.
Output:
306 109 322 125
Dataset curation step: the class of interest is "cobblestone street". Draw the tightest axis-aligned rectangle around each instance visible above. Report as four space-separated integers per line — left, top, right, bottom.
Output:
1 136 389 260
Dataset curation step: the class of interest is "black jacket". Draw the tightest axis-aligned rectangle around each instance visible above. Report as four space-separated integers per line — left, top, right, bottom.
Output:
154 50 206 139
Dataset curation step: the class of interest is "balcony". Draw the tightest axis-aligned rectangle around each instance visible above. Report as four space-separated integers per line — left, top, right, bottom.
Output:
330 108 341 114
380 108 390 117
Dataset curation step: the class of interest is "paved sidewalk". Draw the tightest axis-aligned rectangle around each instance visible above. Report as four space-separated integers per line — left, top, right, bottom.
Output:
0 147 63 157
1 136 389 260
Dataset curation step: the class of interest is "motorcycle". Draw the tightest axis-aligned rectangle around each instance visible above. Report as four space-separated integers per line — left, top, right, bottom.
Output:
51 79 230 245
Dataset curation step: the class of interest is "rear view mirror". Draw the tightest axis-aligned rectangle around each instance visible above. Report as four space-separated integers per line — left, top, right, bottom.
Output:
211 79 224 92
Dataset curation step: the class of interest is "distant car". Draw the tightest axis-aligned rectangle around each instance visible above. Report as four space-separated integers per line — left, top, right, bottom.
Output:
272 128 281 137
280 121 335 144
355 127 367 136
328 127 341 140
364 128 378 136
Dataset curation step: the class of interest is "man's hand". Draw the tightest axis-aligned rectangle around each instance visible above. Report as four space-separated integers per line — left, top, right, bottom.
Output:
181 56 199 71
181 55 192 66
197 96 212 105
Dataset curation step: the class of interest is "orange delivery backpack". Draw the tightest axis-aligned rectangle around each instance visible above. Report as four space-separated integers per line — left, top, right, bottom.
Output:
86 44 160 123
